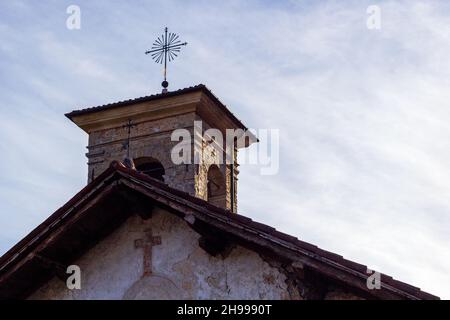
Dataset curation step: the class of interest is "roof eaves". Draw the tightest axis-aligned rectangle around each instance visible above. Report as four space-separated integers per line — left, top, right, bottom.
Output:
64 84 248 130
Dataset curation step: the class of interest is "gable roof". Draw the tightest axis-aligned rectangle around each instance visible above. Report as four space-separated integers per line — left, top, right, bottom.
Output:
0 162 439 300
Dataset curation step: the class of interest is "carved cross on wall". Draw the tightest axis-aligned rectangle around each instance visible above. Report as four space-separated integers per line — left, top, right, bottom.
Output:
134 228 161 277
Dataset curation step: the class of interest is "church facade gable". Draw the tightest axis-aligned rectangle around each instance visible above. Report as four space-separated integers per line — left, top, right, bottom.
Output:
29 208 293 300
0 162 438 300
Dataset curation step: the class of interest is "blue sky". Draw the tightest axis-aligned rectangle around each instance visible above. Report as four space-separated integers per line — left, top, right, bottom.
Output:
1 0 449 298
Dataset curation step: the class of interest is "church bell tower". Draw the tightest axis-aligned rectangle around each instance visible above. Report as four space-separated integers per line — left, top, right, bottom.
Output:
65 84 256 212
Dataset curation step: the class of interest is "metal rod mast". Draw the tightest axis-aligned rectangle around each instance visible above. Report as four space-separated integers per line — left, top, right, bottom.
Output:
164 27 168 82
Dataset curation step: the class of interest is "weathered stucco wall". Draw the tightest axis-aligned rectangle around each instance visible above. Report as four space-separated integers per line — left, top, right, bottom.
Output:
29 208 293 300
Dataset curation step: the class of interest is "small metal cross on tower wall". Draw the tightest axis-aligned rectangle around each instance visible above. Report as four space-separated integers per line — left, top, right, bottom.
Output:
135 228 161 277
122 119 135 158
145 27 187 93
122 119 136 169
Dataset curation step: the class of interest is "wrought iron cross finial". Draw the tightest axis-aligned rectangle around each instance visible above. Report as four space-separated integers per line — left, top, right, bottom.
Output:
145 27 187 93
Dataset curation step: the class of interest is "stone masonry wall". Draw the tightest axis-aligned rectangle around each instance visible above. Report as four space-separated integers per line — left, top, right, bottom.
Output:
86 113 238 210
86 113 197 194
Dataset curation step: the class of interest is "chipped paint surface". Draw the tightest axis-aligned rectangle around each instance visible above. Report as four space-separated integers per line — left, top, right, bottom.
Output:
29 208 291 300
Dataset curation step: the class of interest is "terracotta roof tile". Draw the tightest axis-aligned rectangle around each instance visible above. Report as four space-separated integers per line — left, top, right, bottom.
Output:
65 84 248 130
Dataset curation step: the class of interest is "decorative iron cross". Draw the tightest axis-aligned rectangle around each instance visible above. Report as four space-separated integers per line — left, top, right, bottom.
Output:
145 27 187 92
134 228 161 277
